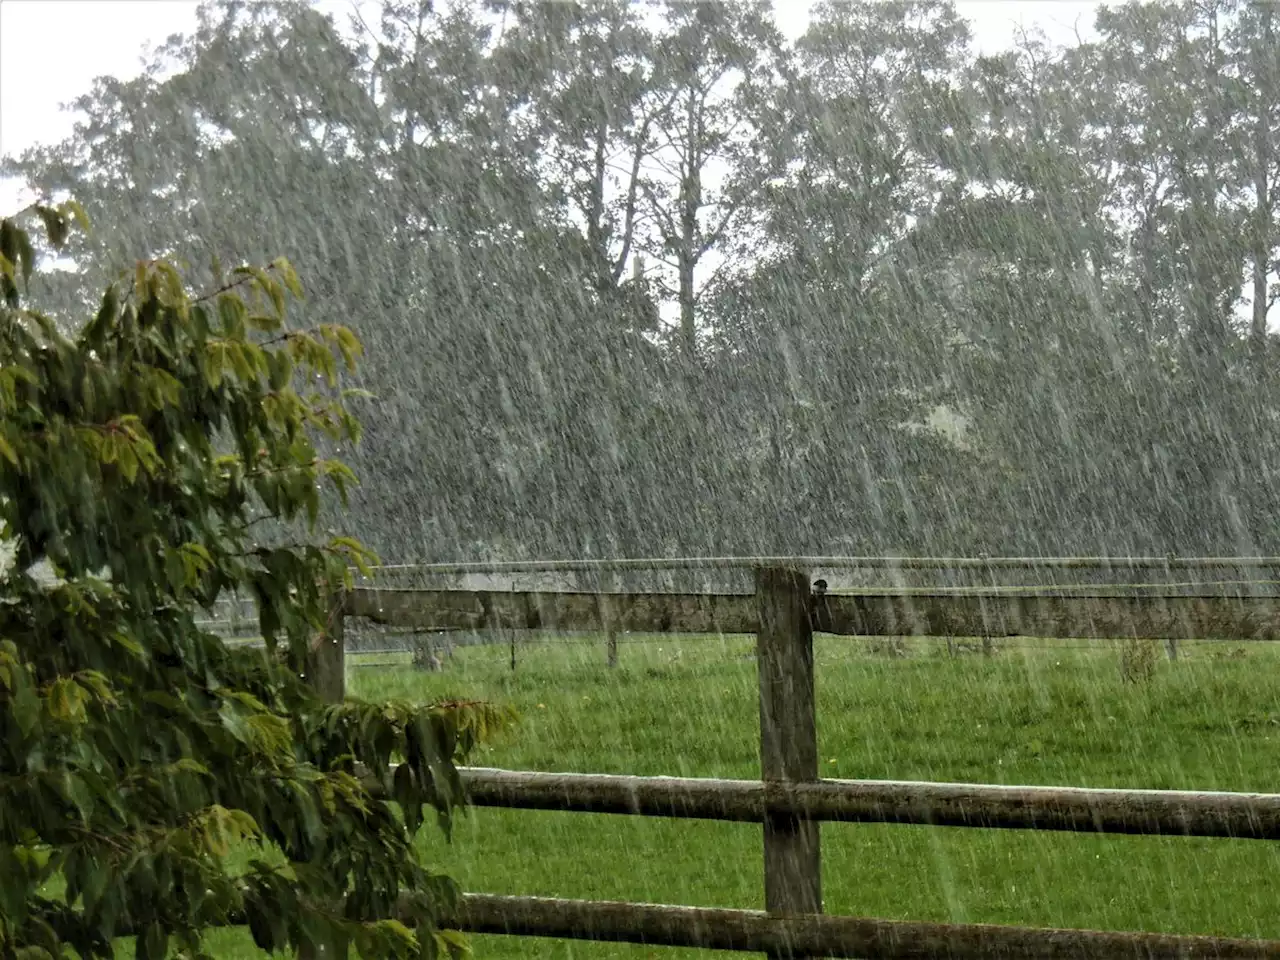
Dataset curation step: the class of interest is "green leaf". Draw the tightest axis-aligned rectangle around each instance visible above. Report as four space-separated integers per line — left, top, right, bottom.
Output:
227 342 257 383
190 301 211 341
204 340 229 388
34 207 70 248
116 440 140 482
434 928 470 958
0 430 18 466
154 259 188 317
1 218 22 268
270 256 305 299
218 293 247 338
268 350 294 390
234 265 285 318
393 761 422 833
57 770 95 822
138 921 167 960
81 858 111 913
46 676 88 724
15 224 35 286
83 284 119 348
247 313 281 333
58 198 91 233
135 260 150 298
11 669 41 737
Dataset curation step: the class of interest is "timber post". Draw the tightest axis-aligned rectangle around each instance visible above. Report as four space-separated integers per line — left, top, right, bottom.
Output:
979 553 994 656
754 565 821 959
604 569 620 668
296 591 346 960
304 584 346 702
1163 555 1179 661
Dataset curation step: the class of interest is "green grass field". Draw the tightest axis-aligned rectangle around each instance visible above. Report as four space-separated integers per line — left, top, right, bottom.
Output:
192 634 1280 958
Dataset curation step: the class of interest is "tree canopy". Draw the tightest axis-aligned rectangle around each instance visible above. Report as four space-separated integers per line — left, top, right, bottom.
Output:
7 0 1280 559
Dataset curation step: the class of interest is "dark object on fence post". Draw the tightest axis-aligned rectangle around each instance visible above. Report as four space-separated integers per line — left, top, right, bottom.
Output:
305 586 346 702
755 565 821 958
809 579 831 634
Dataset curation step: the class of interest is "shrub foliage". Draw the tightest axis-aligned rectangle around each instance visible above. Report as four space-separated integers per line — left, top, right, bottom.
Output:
0 203 507 959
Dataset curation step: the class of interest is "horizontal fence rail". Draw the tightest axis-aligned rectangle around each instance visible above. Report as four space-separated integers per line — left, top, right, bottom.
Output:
446 894 1280 959
112 891 1280 958
346 587 754 634
347 587 1280 640
446 768 1280 840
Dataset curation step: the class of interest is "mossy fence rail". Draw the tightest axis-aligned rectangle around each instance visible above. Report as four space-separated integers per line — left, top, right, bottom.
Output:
279 558 1280 958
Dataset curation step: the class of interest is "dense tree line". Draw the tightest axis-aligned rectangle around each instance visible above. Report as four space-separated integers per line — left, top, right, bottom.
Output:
8 0 1280 561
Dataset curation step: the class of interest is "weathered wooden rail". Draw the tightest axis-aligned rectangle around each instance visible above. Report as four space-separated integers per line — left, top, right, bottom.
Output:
451 767 1280 840
123 891 1280 958
444 894 1280 959
346 585 1280 640
293 561 1280 957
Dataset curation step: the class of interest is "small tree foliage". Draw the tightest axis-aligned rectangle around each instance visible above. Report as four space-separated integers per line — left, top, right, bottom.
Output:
0 203 510 959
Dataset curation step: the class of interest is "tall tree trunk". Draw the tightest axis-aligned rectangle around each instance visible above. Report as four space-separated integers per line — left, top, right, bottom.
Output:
1185 9 1228 372
588 119 612 295
1251 1 1275 375
679 88 701 361
678 253 697 359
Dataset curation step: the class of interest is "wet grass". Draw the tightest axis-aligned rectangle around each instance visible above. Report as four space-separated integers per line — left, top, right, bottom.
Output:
199 635 1280 958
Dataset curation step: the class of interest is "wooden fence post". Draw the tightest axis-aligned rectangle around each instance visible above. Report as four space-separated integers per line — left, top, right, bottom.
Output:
604 569 619 669
1163 557 1179 661
304 586 346 702
299 588 345 960
979 554 994 656
755 566 821 959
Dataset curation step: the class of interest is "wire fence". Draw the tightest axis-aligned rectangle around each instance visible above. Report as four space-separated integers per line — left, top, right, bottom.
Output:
360 555 1280 573
352 557 1280 598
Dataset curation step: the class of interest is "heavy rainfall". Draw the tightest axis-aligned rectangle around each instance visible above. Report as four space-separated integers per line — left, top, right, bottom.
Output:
5 0 1280 958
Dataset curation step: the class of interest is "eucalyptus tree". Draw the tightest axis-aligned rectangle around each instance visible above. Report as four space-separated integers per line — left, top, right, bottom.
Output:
632 0 789 362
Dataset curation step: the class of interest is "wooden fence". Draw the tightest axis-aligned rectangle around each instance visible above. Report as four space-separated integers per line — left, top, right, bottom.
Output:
279 562 1280 957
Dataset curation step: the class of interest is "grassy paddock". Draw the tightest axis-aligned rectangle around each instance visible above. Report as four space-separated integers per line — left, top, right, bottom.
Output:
195 634 1280 958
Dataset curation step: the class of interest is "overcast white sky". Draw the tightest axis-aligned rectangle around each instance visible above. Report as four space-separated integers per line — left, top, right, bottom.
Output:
0 0 1102 213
